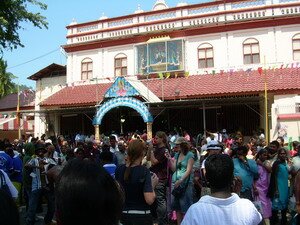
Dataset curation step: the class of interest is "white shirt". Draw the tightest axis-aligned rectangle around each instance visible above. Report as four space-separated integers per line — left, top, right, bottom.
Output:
182 193 262 225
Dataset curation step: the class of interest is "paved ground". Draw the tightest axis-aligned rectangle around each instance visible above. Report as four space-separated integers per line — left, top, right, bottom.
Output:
19 205 56 225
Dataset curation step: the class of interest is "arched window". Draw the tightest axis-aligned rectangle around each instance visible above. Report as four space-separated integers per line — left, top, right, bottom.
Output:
81 58 93 80
243 38 260 64
198 43 214 68
115 53 127 76
293 33 300 61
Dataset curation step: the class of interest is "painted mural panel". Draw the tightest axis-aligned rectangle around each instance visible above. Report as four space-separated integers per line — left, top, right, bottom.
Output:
135 39 184 74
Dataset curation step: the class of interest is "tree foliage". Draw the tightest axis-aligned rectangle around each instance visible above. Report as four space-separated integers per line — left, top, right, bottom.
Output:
0 59 17 97
0 0 48 52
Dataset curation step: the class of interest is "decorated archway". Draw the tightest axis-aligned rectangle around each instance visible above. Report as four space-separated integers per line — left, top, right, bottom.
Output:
92 77 158 142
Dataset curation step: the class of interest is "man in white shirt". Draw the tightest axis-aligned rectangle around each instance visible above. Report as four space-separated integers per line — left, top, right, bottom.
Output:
182 154 262 225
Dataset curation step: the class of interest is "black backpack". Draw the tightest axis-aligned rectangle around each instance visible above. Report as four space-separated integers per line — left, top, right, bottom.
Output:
0 170 12 197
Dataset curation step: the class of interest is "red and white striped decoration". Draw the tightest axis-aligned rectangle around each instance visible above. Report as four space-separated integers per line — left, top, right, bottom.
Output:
0 117 34 131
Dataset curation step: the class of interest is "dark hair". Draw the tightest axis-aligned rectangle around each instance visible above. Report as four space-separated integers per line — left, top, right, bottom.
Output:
255 148 268 160
277 136 284 143
205 154 233 190
124 140 145 181
100 151 113 164
56 159 122 225
234 134 243 141
277 147 288 156
109 135 116 141
155 131 168 145
237 145 248 155
0 189 20 225
292 141 300 149
270 140 280 149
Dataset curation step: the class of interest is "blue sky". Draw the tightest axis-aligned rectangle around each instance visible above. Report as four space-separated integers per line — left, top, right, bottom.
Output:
3 0 205 88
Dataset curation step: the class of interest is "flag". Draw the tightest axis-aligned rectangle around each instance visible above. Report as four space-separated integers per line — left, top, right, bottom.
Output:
272 65 275 71
246 68 252 76
184 71 189 78
257 67 263 75
158 72 164 79
23 90 28 98
165 72 171 79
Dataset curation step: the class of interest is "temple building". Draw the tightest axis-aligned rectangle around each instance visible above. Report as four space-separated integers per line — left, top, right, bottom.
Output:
26 0 300 142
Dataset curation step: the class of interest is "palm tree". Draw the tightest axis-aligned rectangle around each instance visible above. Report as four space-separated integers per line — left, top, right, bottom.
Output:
0 59 17 98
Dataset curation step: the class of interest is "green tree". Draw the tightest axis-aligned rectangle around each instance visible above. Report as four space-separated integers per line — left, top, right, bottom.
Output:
0 0 48 52
0 59 17 97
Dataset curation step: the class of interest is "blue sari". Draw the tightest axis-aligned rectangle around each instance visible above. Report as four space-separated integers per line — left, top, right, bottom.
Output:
272 163 289 210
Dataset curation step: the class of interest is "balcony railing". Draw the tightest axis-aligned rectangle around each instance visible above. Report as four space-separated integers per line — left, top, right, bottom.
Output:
275 104 300 114
66 0 300 45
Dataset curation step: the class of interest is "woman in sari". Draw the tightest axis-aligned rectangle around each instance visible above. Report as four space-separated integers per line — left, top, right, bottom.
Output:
254 148 272 225
268 148 289 225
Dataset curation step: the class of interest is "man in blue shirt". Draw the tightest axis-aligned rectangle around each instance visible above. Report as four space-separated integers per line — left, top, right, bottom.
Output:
233 145 258 201
0 141 13 175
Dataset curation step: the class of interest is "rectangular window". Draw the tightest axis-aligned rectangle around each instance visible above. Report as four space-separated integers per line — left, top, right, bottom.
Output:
198 46 214 68
115 57 127 76
293 39 300 61
81 61 92 80
243 43 260 64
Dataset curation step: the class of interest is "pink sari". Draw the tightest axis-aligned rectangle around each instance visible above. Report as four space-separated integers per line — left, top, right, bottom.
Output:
256 165 272 218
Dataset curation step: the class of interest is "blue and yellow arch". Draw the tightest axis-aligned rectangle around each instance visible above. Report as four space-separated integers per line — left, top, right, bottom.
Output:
93 97 153 125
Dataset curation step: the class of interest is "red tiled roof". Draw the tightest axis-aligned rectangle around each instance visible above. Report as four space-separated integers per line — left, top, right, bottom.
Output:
41 68 300 107
0 91 35 110
41 83 111 106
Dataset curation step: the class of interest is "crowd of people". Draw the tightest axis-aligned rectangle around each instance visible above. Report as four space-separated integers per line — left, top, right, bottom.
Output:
0 129 300 225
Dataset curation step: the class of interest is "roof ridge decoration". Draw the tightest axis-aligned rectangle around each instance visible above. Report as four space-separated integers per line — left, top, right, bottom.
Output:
153 0 169 11
104 76 140 98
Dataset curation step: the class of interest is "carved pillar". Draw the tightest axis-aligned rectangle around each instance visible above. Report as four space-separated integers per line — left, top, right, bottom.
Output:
94 125 100 143
146 122 153 140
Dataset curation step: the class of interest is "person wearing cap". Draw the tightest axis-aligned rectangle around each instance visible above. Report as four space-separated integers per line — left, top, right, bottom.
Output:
201 140 223 177
200 140 223 196
166 137 194 225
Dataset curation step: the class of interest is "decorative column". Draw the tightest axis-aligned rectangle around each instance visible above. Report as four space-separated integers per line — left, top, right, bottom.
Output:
146 122 153 140
94 125 100 143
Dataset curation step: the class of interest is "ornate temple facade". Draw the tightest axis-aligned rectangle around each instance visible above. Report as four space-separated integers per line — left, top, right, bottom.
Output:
28 0 300 142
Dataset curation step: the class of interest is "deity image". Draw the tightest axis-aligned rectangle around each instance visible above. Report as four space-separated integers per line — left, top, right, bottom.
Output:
116 79 127 96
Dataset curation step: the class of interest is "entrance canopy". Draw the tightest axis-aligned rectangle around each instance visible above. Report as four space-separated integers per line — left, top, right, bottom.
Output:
93 96 153 125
